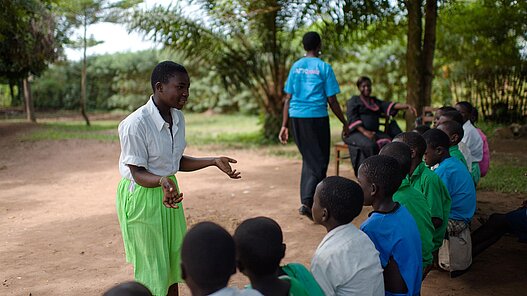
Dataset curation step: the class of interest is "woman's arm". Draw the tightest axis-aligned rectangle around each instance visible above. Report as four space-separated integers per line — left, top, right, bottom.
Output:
328 95 350 137
179 155 241 179
128 164 182 208
394 103 417 116
278 94 291 144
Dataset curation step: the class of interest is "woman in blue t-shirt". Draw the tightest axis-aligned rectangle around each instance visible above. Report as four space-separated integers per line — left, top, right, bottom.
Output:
278 32 349 219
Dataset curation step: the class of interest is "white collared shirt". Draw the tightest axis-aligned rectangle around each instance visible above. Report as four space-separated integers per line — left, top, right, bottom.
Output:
461 121 483 162
118 97 186 180
311 223 384 296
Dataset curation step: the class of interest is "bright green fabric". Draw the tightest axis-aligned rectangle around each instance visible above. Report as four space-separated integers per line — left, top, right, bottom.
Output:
471 162 481 186
449 145 467 168
116 176 187 296
278 275 310 296
408 161 452 252
281 263 324 296
393 178 435 267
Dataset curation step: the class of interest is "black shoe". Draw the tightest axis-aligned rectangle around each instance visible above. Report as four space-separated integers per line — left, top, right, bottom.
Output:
298 205 313 221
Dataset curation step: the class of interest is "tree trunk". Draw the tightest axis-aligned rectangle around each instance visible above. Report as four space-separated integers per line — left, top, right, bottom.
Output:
422 0 437 109
8 81 16 104
23 77 36 123
405 0 423 130
81 11 90 126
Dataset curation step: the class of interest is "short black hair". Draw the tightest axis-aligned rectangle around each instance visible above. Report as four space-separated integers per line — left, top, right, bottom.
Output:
422 128 450 150
394 132 427 159
233 217 284 277
317 176 364 224
356 76 372 88
441 110 464 125
150 61 188 93
438 106 456 112
437 120 464 139
359 155 402 198
379 142 412 176
103 282 152 296
456 101 474 113
413 125 430 135
181 222 236 290
302 31 321 51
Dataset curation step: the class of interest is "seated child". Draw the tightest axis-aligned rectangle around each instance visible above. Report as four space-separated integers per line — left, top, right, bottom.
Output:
472 200 527 257
103 281 152 296
181 222 262 296
311 176 384 296
233 217 311 296
455 101 483 185
412 125 430 135
467 105 491 178
422 129 476 277
436 120 470 170
379 142 435 272
393 132 451 253
358 155 423 296
432 106 457 128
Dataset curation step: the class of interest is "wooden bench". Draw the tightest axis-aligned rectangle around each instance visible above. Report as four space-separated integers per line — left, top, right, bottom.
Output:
334 141 350 176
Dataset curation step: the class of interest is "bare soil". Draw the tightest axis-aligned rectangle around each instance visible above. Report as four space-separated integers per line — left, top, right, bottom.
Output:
0 121 525 296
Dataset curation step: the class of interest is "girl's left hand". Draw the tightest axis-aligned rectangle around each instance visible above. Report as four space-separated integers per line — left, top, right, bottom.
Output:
215 157 241 179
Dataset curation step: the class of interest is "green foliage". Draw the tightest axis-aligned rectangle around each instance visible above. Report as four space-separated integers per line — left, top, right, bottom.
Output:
436 0 527 122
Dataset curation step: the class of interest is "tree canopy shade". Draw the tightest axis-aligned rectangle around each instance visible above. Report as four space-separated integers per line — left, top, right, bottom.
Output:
436 0 527 122
130 0 397 140
0 0 62 121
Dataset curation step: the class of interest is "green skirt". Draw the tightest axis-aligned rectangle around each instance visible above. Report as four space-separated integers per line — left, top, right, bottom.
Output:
116 176 187 296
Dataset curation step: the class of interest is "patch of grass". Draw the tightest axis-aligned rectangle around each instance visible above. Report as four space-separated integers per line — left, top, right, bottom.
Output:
23 120 119 142
479 155 527 193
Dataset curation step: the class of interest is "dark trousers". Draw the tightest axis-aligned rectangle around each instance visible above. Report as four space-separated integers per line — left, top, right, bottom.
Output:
343 131 391 174
290 117 330 208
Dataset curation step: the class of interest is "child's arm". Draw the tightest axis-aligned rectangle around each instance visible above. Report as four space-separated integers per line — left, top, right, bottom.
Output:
383 257 408 294
179 156 241 179
128 164 183 208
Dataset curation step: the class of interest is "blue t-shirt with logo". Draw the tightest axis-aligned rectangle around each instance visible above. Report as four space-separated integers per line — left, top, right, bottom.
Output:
284 57 340 118
361 204 423 296
433 156 476 222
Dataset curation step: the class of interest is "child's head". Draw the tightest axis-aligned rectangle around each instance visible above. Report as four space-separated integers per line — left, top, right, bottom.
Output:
379 142 413 177
393 131 427 160
150 61 190 110
233 217 285 278
312 176 364 228
434 106 456 127
103 282 152 296
437 120 464 146
413 125 430 135
302 31 321 51
455 101 474 124
422 129 451 167
358 155 402 206
181 222 236 293
438 110 464 126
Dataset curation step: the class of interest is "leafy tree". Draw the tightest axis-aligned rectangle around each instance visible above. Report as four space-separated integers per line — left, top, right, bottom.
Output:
57 0 141 125
130 0 394 140
436 0 527 122
0 0 62 122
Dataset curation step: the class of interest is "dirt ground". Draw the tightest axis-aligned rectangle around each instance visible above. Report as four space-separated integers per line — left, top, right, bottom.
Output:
0 121 526 296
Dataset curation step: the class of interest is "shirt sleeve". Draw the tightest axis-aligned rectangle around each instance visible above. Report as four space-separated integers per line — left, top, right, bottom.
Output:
311 254 338 296
324 64 340 97
119 121 149 169
379 98 398 117
424 175 451 220
346 97 363 132
284 66 295 95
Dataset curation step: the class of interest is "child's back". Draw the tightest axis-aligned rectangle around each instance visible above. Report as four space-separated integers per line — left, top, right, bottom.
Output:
357 156 423 296
311 176 384 296
361 204 423 296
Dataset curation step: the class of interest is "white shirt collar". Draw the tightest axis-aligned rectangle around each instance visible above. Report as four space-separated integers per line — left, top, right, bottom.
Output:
147 95 180 132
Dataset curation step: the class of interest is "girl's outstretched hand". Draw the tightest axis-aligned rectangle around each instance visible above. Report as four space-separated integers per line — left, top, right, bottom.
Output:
215 157 241 179
160 177 184 208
